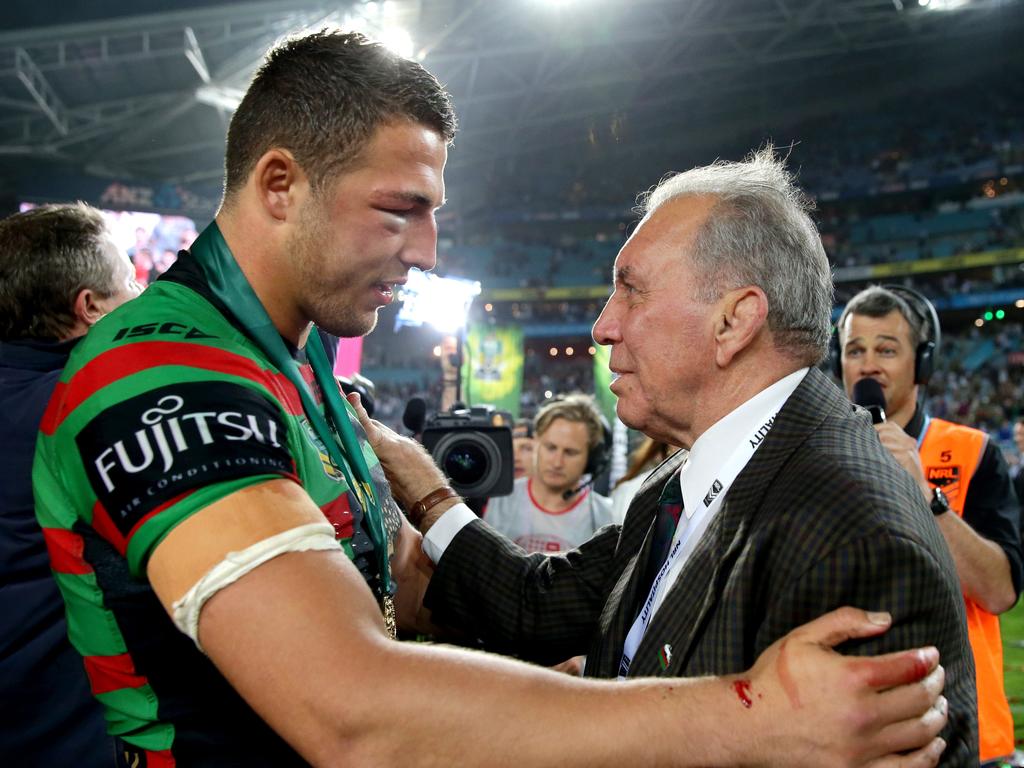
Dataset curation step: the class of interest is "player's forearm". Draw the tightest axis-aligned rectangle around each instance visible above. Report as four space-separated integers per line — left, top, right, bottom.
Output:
312 610 947 768
337 638 752 768
935 511 1016 613
200 549 747 768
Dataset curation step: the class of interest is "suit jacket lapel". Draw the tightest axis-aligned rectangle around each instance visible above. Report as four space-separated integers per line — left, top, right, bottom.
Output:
586 450 687 676
626 369 847 677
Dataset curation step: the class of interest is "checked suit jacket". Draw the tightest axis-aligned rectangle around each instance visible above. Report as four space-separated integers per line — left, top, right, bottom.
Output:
424 368 977 764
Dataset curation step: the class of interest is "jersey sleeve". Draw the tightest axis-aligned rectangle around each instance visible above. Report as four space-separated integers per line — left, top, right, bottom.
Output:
43 375 299 577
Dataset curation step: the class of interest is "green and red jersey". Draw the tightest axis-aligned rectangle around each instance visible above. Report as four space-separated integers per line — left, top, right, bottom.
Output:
33 253 401 766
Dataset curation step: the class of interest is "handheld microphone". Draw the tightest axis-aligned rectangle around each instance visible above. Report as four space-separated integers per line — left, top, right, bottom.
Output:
852 378 887 425
402 396 427 435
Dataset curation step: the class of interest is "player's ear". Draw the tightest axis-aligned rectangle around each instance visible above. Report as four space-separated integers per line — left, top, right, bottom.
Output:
251 148 306 223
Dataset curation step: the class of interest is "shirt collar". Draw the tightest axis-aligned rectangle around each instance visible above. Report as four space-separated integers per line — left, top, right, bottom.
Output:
679 367 810 513
904 404 926 439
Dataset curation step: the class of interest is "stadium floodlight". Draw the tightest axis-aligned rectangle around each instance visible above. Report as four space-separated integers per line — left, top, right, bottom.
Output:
395 269 482 334
343 2 415 59
377 27 415 58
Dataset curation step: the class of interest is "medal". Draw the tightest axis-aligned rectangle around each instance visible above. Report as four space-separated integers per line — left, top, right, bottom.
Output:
382 594 397 640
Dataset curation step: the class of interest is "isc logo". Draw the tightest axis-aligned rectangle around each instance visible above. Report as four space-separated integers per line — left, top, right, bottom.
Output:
113 322 215 341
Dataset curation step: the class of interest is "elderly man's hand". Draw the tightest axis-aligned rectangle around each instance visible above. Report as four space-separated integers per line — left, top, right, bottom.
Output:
745 607 947 768
347 392 448 510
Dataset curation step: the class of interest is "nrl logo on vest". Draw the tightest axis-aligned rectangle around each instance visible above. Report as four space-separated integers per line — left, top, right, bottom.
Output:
925 465 961 502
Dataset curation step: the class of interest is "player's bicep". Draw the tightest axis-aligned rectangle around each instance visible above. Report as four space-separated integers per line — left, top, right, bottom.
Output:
146 478 333 614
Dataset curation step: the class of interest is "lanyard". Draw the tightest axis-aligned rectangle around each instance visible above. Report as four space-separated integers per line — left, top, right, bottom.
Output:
189 222 392 597
618 410 780 677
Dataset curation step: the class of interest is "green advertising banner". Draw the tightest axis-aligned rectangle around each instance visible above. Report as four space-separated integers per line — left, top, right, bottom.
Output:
592 343 618 426
462 324 524 417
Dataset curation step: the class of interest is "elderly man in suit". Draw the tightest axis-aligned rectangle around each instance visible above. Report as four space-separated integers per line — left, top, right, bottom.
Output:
357 147 973 765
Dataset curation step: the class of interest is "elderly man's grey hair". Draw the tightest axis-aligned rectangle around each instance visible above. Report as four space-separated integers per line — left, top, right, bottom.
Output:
640 146 833 365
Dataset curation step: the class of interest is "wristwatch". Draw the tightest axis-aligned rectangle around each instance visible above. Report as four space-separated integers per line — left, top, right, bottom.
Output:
930 487 950 517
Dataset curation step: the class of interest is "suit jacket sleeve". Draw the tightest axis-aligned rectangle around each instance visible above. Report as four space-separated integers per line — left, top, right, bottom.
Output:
423 519 624 664
755 529 978 767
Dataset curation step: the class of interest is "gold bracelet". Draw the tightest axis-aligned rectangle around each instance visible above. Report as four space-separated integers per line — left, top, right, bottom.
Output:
407 486 461 527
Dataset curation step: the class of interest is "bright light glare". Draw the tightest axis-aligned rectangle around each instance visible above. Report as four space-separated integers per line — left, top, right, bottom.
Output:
343 4 415 59
195 85 244 111
919 0 972 10
377 27 414 58
395 270 481 334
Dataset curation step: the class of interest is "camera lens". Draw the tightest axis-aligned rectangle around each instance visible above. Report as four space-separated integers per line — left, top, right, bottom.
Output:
444 443 488 485
432 431 501 497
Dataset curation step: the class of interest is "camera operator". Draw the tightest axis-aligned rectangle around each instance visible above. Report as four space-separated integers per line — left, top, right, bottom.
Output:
837 285 1022 767
484 394 614 553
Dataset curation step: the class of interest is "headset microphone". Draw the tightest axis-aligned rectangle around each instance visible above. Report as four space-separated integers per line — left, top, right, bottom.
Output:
561 443 612 500
562 477 593 501
852 378 887 425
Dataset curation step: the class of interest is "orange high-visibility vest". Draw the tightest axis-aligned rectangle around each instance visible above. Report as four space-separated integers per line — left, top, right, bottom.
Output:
920 417 1014 762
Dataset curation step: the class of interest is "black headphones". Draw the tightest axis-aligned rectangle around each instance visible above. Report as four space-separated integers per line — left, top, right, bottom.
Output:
585 413 613 477
830 285 941 386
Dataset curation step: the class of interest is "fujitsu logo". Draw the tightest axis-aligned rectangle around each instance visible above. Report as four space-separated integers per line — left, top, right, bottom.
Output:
93 394 282 492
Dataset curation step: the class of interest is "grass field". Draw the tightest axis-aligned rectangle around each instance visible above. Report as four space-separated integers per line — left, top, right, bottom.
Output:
1003 599 1024 749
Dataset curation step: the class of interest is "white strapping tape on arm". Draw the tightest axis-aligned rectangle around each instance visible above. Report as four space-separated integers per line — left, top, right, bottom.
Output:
171 522 340 651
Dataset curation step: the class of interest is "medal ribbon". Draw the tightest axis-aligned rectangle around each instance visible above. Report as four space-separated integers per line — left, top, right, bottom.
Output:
189 222 393 597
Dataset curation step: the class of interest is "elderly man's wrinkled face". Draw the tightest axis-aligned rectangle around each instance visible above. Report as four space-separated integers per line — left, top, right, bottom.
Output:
591 195 719 446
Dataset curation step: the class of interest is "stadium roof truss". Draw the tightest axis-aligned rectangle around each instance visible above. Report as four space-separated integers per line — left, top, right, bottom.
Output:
0 0 1019 204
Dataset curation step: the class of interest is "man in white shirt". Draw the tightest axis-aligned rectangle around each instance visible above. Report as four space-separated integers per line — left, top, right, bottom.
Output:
486 394 615 553
360 146 975 765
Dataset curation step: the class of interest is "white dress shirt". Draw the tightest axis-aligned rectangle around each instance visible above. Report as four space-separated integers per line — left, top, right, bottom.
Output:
422 367 810 588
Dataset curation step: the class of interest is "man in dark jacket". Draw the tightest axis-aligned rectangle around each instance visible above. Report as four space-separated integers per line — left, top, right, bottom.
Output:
0 202 140 765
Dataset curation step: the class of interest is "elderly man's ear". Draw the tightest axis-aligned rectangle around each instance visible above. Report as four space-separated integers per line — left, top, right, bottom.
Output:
713 286 769 368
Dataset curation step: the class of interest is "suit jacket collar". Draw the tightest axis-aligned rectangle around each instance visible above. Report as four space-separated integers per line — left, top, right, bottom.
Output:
599 367 852 677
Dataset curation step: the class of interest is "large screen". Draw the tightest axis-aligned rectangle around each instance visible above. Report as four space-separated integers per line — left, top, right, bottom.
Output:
20 203 198 287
